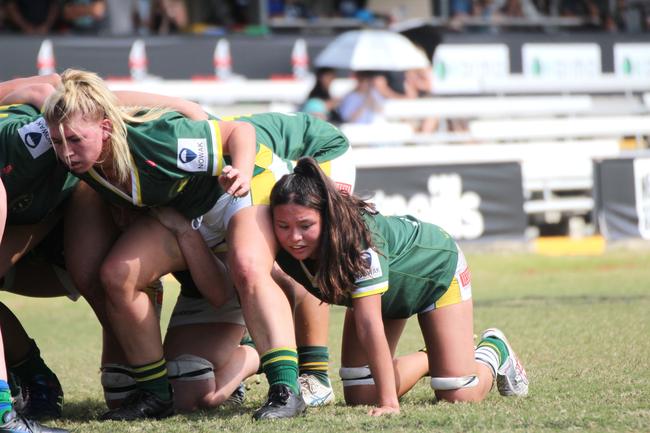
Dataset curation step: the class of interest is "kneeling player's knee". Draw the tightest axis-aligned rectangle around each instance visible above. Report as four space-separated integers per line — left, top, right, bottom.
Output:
167 354 214 382
431 375 482 403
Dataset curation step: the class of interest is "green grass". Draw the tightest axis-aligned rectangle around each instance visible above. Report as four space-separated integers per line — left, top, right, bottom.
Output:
4 250 650 432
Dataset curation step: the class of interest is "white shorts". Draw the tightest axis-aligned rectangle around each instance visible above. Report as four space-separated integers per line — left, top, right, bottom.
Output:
167 293 245 328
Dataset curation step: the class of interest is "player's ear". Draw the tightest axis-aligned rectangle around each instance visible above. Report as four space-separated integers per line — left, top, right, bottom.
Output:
100 118 112 141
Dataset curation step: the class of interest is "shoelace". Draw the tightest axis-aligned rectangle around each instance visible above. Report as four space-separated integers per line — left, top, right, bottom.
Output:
266 387 290 406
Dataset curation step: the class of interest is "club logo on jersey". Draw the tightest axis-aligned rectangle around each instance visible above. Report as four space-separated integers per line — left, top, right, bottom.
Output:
18 117 52 159
177 138 208 172
355 249 383 282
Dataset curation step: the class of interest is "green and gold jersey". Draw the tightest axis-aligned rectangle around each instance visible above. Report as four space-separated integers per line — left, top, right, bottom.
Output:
221 112 350 206
0 104 78 224
233 112 349 162
78 111 226 219
276 213 458 319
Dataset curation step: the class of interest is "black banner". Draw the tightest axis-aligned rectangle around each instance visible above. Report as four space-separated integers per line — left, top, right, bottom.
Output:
356 162 526 241
595 157 650 240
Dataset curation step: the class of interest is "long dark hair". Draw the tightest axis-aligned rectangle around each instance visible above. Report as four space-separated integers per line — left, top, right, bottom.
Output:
270 157 376 304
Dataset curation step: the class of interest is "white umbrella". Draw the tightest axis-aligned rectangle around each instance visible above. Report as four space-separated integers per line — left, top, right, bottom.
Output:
314 29 430 71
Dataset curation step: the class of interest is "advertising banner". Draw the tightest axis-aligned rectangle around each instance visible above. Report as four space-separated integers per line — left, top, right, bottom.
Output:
356 162 526 241
594 157 650 240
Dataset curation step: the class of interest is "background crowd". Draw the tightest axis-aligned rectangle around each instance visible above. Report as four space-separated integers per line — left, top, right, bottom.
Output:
0 0 649 36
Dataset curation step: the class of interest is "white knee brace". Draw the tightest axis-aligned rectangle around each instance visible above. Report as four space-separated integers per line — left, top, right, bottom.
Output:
101 364 137 403
339 365 375 387
430 375 479 391
167 354 214 382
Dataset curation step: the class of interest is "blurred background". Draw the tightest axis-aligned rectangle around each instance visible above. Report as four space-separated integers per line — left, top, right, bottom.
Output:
2 0 650 253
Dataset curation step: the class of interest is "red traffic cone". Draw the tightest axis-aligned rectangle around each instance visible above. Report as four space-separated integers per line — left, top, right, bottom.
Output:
37 39 56 75
129 39 148 81
214 38 232 80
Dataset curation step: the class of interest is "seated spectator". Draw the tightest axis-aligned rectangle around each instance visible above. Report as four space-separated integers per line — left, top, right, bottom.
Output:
153 0 189 34
62 0 107 34
613 0 648 32
338 71 387 124
304 67 341 122
5 0 59 34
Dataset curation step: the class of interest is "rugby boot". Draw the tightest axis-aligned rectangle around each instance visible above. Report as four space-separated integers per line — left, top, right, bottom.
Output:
100 389 174 421
481 328 529 397
0 409 68 433
298 374 334 406
20 373 63 419
253 384 306 420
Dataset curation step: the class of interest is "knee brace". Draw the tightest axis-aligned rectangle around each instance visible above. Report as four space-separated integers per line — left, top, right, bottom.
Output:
339 365 375 387
101 364 136 403
167 354 214 382
430 375 479 391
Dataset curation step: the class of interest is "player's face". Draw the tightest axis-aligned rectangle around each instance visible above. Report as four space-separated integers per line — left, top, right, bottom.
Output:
49 113 108 174
273 203 322 261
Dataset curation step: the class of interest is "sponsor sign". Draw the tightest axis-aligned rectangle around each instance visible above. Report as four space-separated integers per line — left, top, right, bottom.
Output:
613 43 650 78
432 44 510 93
522 43 601 81
177 138 208 172
17 117 52 159
356 162 526 241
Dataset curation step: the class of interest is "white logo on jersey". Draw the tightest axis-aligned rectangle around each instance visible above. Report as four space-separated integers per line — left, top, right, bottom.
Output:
177 138 208 172
17 117 52 159
355 248 383 283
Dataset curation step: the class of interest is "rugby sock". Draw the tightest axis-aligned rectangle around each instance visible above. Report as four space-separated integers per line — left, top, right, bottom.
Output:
298 346 331 386
9 339 55 382
131 358 171 400
0 380 11 420
260 348 300 395
475 337 509 378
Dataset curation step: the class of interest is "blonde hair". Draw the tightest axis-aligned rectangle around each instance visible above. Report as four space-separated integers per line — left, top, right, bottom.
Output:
42 68 166 183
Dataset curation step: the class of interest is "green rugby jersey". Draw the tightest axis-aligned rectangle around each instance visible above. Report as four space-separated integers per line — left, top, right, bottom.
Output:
276 213 458 319
78 111 226 219
220 112 350 205
232 112 349 162
0 104 78 224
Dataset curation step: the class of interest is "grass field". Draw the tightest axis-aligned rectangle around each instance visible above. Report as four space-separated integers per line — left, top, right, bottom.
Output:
4 250 650 433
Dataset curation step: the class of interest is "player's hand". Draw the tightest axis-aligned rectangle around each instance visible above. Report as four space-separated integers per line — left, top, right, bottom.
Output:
218 165 250 198
368 405 400 417
150 206 191 236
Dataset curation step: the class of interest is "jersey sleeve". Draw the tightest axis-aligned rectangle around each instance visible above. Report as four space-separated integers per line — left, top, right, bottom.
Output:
301 114 349 162
131 112 225 178
351 247 389 299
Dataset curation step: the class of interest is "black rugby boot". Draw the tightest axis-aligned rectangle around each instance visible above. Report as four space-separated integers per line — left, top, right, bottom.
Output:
100 389 174 421
253 384 306 420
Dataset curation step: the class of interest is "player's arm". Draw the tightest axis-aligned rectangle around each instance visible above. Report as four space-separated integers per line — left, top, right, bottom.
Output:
112 91 208 121
351 293 400 416
0 74 61 108
150 207 234 307
214 120 256 197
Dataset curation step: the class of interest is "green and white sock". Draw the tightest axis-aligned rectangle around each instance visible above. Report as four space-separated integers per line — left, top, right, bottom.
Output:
475 337 509 378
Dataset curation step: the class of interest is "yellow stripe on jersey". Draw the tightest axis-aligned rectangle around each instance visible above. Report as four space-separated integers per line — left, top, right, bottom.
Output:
351 282 388 299
0 104 20 110
435 277 462 309
130 155 143 206
250 169 276 205
87 168 138 205
319 160 332 176
0 114 8 118
208 119 224 176
255 144 274 168
175 178 189 193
